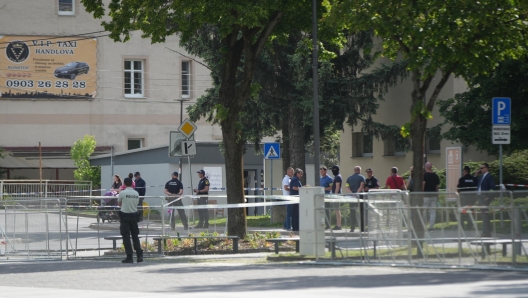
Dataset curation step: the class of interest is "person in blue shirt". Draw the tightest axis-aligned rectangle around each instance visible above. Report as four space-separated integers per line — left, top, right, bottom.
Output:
290 168 303 231
320 166 333 229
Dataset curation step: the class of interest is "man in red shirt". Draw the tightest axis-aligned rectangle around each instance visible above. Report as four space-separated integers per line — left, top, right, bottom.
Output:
385 167 407 190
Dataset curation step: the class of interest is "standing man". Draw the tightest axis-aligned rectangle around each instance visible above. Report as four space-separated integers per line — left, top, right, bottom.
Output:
423 162 440 232
475 163 496 237
290 168 303 232
282 167 293 230
331 165 343 231
364 168 380 192
118 177 143 263
134 172 146 222
194 169 210 228
320 166 333 229
164 172 189 230
346 166 366 232
385 167 406 190
457 166 478 228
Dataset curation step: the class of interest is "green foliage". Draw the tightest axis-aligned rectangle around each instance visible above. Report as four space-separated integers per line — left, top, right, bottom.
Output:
400 150 528 189
439 56 528 155
70 135 101 187
334 0 528 80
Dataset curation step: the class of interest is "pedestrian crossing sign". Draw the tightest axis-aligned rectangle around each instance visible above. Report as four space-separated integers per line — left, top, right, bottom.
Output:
264 143 281 159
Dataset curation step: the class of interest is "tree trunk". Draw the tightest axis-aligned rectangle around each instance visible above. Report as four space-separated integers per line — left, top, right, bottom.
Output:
215 13 284 238
289 101 306 185
221 117 247 237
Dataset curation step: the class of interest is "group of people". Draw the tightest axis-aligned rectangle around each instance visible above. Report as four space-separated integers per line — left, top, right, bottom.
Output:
163 169 210 230
281 161 496 237
116 169 210 264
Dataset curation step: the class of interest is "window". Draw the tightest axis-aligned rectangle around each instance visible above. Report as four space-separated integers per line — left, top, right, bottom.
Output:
127 138 143 150
352 132 373 157
181 61 190 98
58 0 75 15
124 60 144 97
384 135 406 156
427 136 441 154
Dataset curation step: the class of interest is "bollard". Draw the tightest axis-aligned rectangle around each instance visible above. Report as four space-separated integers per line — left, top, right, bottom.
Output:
299 187 325 256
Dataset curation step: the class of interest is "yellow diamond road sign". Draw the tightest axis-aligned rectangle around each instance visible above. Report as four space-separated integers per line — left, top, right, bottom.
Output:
178 118 197 138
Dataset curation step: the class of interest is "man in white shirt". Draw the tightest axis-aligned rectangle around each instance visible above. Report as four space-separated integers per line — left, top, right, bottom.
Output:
282 167 293 230
118 178 143 263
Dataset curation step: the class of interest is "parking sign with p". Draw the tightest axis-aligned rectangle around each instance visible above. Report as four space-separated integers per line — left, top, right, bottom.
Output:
492 97 511 125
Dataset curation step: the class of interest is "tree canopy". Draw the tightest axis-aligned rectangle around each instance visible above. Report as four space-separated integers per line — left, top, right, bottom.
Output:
439 57 528 155
71 135 101 188
333 0 528 191
81 0 333 238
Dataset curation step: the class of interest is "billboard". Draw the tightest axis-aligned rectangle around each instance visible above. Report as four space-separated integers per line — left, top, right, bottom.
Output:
0 35 97 99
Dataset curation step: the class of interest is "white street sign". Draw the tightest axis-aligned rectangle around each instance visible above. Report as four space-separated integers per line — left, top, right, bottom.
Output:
182 140 196 156
492 125 511 144
169 131 194 157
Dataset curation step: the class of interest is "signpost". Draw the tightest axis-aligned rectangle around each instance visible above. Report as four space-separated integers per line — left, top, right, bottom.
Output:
170 118 198 196
492 97 511 189
446 147 462 201
264 143 281 218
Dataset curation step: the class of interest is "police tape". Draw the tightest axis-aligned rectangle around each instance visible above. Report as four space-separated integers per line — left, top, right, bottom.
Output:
0 186 284 196
504 184 528 188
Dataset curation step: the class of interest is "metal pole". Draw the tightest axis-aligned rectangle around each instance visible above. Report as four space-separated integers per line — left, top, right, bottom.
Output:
500 144 504 228
179 99 184 182
312 0 320 186
110 145 114 179
499 144 503 187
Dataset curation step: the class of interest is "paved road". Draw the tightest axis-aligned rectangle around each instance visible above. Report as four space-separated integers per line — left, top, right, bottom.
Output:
1 254 528 298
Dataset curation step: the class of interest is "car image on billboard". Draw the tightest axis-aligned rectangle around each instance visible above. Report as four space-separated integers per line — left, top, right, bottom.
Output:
54 61 90 80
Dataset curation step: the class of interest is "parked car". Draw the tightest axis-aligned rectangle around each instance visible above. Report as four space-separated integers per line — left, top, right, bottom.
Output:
54 62 90 80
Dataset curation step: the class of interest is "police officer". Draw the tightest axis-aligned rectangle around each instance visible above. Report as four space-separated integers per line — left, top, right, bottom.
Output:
194 169 210 228
164 172 189 230
457 166 478 229
134 172 146 222
118 177 143 263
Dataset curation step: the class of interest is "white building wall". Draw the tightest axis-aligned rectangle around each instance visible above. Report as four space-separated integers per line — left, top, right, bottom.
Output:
0 0 216 155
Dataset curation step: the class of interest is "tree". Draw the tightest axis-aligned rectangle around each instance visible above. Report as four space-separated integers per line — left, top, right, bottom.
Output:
439 57 528 155
81 0 330 238
71 135 101 188
334 0 528 192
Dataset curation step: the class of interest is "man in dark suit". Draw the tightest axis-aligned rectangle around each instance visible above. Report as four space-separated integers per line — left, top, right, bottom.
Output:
475 163 496 237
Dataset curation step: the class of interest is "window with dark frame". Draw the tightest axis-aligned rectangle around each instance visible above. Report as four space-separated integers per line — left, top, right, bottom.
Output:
58 0 74 15
124 60 144 97
352 132 373 157
127 139 143 150
182 61 190 98
427 136 441 154
384 135 406 156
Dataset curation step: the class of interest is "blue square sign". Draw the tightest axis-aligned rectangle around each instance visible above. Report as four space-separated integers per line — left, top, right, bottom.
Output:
492 97 511 125
264 143 280 159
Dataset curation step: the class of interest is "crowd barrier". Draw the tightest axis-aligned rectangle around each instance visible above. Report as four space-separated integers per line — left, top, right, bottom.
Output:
2 188 528 271
317 190 528 269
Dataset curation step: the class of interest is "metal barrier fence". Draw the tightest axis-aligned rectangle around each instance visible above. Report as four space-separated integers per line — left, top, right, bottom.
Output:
3 188 528 271
318 190 528 269
0 198 64 260
0 180 93 199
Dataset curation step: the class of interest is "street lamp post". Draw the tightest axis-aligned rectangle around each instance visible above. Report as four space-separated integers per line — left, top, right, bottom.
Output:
312 0 321 186
176 99 189 182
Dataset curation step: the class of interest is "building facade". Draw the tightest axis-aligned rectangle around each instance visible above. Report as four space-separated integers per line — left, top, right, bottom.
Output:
339 70 492 185
0 0 218 179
